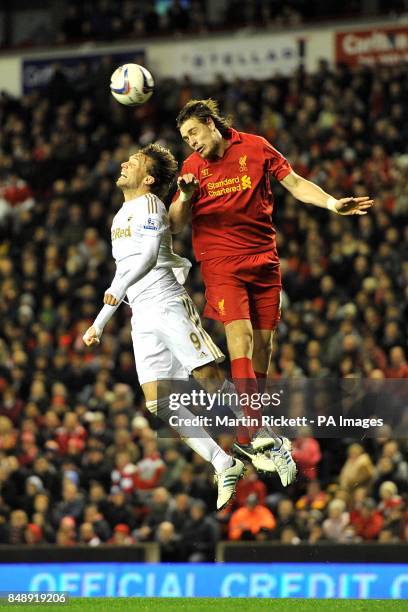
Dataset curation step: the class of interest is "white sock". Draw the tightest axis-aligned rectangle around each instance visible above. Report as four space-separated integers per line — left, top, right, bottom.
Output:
147 398 233 473
220 379 245 420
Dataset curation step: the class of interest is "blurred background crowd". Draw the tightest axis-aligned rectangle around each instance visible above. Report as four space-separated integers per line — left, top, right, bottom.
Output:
0 55 407 558
2 0 407 49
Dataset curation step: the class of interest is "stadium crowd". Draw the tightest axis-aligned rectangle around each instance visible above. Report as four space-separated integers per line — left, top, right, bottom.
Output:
56 0 306 42
0 59 407 558
4 1 407 49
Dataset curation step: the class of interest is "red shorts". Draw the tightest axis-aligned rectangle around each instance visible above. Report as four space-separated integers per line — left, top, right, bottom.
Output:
200 252 282 330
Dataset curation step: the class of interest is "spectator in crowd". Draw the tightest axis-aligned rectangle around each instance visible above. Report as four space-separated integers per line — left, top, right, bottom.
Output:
292 429 322 480
55 516 77 546
235 464 267 507
52 480 85 527
108 523 135 546
133 441 166 491
296 480 328 512
140 488 172 540
274 498 298 539
377 481 404 539
339 443 375 492
182 500 219 561
165 493 191 532
386 347 408 378
24 522 45 545
229 493 276 541
322 499 351 542
110 451 137 495
82 504 111 542
280 526 301 545
1 509 28 545
159 447 187 491
79 522 101 546
350 498 384 541
156 521 183 562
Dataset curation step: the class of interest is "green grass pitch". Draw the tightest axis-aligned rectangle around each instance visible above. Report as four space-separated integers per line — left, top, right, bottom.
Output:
0 598 405 611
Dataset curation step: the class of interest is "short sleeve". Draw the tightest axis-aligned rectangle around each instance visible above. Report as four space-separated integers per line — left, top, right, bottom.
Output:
137 194 168 237
262 138 292 182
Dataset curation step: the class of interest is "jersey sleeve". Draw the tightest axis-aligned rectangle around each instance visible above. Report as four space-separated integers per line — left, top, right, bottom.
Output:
135 194 168 236
261 137 293 182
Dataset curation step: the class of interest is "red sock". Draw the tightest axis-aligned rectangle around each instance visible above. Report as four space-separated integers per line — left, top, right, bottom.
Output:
231 357 260 443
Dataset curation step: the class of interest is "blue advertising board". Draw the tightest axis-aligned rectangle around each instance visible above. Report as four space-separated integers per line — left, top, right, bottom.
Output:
22 49 146 93
0 563 406 598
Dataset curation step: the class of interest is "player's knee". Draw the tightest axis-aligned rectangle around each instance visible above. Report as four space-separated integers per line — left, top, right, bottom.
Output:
193 362 215 378
228 330 253 357
192 362 224 389
259 338 273 358
254 329 274 355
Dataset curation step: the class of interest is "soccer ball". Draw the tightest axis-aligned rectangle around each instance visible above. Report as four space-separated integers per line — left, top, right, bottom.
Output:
110 63 154 106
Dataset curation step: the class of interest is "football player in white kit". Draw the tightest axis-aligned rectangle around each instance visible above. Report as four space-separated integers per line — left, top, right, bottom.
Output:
83 143 247 509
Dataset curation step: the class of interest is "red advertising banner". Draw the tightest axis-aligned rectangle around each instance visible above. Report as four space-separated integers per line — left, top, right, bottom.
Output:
336 26 408 66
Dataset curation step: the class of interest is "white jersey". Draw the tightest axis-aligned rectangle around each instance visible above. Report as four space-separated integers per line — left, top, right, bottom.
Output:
111 193 191 304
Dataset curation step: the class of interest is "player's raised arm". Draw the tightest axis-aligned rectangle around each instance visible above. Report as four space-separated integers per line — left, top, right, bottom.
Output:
280 171 374 215
169 174 198 233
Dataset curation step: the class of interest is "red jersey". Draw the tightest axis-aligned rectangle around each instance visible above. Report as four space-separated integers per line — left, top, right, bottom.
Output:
175 128 292 262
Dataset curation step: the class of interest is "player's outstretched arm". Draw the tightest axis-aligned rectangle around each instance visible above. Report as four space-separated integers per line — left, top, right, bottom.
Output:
103 233 161 306
280 171 374 215
169 174 198 233
83 301 121 346
83 325 100 347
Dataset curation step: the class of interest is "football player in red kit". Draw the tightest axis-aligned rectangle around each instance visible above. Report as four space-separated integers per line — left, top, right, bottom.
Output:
170 99 373 486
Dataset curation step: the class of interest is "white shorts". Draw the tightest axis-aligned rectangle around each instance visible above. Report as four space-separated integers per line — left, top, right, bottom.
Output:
131 291 224 385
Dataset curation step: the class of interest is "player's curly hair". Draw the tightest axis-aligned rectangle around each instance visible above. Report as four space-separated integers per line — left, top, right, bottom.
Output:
176 98 232 137
141 143 178 200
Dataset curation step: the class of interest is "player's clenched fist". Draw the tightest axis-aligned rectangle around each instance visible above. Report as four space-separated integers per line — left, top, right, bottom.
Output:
177 174 199 201
104 292 119 306
82 326 100 346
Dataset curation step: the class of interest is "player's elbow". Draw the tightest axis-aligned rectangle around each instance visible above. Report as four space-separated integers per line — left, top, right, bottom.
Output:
169 212 187 234
281 172 303 198
289 176 304 198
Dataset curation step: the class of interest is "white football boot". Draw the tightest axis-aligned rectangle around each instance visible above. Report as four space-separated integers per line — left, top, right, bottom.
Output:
215 458 245 509
259 436 297 486
233 442 277 473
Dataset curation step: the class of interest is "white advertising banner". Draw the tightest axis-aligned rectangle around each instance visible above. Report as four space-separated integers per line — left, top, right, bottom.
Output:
152 32 308 82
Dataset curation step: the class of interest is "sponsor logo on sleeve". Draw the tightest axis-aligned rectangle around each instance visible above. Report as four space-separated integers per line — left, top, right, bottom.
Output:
143 217 159 231
218 299 226 316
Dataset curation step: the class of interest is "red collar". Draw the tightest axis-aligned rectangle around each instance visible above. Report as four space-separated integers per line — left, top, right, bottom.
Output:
225 128 242 144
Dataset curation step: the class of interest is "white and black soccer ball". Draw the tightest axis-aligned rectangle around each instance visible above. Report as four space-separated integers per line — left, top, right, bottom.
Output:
110 63 154 106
